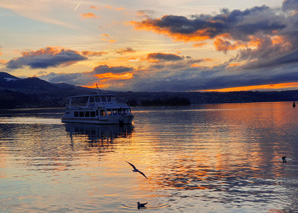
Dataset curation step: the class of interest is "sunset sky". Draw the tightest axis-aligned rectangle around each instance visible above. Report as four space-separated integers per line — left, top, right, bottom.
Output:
1 0 298 92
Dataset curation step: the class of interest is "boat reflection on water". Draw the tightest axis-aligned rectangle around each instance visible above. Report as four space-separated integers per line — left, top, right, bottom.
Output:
65 123 134 146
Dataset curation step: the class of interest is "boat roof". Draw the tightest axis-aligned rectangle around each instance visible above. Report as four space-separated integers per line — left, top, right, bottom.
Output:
69 94 116 98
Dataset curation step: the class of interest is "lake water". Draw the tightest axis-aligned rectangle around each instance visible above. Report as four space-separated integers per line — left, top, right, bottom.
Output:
0 102 298 212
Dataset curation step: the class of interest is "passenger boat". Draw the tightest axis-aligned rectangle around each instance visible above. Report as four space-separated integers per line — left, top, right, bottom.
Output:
61 93 134 125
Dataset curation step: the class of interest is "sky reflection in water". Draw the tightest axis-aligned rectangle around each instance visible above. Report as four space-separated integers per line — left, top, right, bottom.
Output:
0 103 298 212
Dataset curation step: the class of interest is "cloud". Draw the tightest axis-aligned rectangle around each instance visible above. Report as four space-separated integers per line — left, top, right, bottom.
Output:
147 53 184 62
137 10 156 19
81 51 108 56
92 65 133 74
214 38 246 53
90 5 100 9
131 6 286 42
6 47 87 69
101 34 116 43
193 42 207 47
115 47 136 54
282 0 298 11
40 64 134 89
129 62 298 92
131 4 298 73
80 12 100 19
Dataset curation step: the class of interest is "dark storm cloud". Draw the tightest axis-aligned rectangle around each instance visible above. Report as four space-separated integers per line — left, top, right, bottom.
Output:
147 53 184 61
131 63 298 92
133 6 286 41
282 0 298 11
6 47 87 69
40 72 92 85
92 65 133 74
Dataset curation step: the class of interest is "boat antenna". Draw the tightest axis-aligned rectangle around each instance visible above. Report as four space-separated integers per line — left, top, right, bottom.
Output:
96 83 100 95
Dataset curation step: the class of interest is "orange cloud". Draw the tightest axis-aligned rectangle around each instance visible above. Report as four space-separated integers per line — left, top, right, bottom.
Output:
80 13 100 19
81 51 108 56
21 46 63 56
193 42 207 47
130 18 213 42
90 6 100 9
84 72 133 88
95 72 133 81
214 38 247 53
227 62 243 67
100 34 116 43
202 82 298 92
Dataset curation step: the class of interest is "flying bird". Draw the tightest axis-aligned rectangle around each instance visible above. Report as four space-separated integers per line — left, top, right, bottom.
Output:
137 202 148 209
126 161 148 179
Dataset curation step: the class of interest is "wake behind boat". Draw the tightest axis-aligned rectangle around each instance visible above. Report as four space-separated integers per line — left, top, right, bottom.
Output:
61 93 134 125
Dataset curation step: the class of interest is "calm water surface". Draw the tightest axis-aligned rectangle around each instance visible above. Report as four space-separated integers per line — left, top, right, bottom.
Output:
0 102 298 212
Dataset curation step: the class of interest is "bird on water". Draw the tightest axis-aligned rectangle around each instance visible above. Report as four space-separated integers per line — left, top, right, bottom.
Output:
282 156 287 163
137 202 147 209
126 161 148 179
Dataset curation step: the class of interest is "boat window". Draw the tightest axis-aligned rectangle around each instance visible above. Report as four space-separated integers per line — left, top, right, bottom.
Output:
90 111 96 117
111 97 116 102
118 109 122 115
95 97 101 102
107 109 112 116
74 112 78 117
107 96 111 102
100 110 106 117
84 111 90 117
101 96 106 102
113 109 117 115
80 111 84 117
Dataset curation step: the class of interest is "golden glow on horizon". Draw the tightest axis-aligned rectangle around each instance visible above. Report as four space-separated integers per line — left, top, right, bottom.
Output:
201 82 298 92
95 72 133 80
84 72 134 88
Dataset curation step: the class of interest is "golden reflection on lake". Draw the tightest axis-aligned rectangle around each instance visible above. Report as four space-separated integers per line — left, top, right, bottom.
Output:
0 102 297 212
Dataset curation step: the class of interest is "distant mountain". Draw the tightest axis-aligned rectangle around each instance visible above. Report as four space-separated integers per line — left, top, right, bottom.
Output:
0 72 95 108
0 72 19 84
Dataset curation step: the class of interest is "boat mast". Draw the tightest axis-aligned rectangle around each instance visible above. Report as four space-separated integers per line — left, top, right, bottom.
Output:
96 83 100 95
